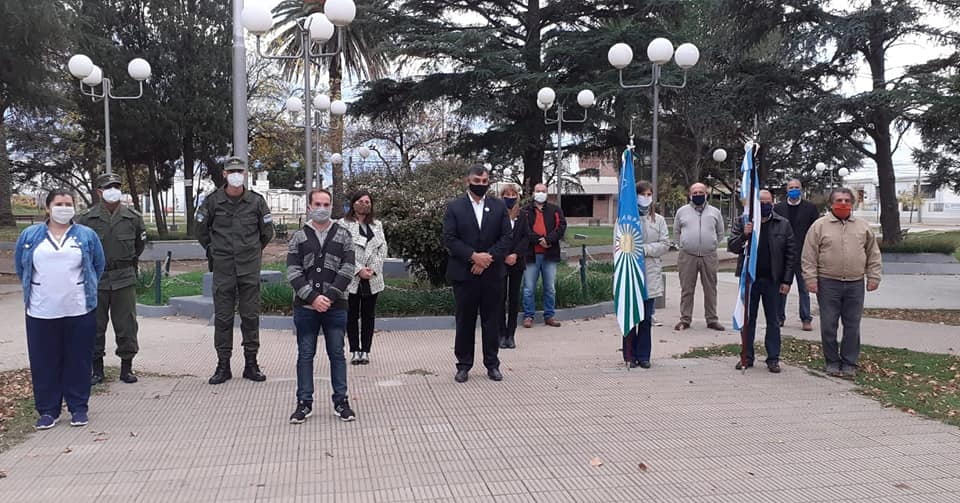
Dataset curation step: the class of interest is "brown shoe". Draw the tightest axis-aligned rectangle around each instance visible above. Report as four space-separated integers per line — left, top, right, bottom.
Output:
544 318 561 327
707 322 726 331
767 362 782 373
522 318 533 328
802 321 813 331
673 322 690 331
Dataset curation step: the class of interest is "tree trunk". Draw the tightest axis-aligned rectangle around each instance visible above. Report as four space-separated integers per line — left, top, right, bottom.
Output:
0 116 16 228
330 55 345 218
521 145 544 196
148 162 168 238
182 132 196 237
124 163 141 212
864 16 902 245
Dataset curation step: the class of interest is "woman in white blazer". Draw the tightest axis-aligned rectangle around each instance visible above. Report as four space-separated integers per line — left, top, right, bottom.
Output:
341 191 388 365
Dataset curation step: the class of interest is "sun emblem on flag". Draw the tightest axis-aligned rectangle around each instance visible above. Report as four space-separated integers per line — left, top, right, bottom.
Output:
615 222 642 258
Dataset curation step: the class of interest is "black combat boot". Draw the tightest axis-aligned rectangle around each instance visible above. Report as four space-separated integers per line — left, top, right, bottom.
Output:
242 355 266 382
208 358 232 385
91 358 105 385
119 359 138 383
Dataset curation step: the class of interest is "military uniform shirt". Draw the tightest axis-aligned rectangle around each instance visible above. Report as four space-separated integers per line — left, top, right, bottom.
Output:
195 187 274 275
76 203 147 291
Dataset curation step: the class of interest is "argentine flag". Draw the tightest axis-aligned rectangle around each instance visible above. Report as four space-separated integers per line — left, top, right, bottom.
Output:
732 143 761 331
614 148 647 336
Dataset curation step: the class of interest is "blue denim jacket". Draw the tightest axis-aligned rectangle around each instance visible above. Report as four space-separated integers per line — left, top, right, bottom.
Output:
15 222 106 313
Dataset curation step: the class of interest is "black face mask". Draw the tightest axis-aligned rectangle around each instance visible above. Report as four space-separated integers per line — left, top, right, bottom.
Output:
503 197 517 209
691 194 707 206
760 203 774 218
469 184 488 198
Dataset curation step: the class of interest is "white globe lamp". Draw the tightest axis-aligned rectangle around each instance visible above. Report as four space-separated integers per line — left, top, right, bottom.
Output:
68 54 94 79
647 38 674 65
607 43 634 69
576 89 595 108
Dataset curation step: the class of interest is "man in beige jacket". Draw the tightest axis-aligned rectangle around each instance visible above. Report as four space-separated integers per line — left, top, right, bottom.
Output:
801 187 882 378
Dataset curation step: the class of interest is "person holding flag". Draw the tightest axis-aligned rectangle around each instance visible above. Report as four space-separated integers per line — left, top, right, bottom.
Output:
614 149 662 368
621 180 670 368
728 189 796 373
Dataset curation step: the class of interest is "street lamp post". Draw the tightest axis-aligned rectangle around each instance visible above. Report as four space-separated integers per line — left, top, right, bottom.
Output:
286 94 347 189
242 0 356 191
817 162 849 188
536 87 595 209
608 38 700 199
68 54 151 174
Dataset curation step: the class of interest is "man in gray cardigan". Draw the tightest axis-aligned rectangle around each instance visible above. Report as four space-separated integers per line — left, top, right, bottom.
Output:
673 182 726 331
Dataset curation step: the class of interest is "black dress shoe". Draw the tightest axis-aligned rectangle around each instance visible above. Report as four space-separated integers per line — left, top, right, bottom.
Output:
454 369 469 383
505 336 516 349
487 368 503 381
499 336 508 349
638 361 651 369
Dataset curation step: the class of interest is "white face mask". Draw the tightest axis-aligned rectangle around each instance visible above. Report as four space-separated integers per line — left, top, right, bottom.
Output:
637 195 653 208
226 172 245 188
533 192 547 203
50 206 75 224
102 187 122 203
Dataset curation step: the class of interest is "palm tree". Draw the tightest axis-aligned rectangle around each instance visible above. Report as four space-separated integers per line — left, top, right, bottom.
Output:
269 0 389 216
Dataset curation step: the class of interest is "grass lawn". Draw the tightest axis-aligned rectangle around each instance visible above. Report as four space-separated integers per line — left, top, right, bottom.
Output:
563 225 613 247
137 270 205 305
682 336 960 427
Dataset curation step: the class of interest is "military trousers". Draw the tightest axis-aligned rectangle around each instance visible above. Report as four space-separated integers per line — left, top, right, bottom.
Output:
95 284 140 360
213 269 261 360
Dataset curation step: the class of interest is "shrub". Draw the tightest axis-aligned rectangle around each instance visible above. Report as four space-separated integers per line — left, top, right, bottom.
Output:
345 158 471 286
879 233 960 255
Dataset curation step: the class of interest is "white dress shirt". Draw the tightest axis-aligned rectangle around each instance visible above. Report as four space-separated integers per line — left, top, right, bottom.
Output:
469 194 485 228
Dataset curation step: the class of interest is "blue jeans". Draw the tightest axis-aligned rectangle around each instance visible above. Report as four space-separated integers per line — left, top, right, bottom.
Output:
623 299 656 362
746 277 782 364
779 270 812 323
293 306 348 404
522 255 558 319
25 310 96 417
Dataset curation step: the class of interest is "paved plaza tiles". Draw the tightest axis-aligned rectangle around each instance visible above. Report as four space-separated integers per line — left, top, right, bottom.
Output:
2 314 960 502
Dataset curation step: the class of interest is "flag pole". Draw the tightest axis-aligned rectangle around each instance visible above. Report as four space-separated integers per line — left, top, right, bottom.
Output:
739 140 759 374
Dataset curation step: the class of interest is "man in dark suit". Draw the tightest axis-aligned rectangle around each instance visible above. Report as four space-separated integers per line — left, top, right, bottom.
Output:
443 165 513 383
774 178 820 331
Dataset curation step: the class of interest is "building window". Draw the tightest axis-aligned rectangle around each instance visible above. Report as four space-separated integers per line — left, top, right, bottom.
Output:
562 195 594 217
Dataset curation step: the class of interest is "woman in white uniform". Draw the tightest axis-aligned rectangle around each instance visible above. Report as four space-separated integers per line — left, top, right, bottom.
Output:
15 189 105 429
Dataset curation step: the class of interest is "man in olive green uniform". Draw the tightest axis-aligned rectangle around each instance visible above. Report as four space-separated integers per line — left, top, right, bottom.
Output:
196 157 274 385
77 173 147 385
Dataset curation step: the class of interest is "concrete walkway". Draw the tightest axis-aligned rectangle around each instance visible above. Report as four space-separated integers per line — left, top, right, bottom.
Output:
2 276 960 501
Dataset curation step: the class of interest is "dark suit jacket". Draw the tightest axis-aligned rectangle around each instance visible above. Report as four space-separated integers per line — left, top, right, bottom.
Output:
774 199 819 267
443 194 513 283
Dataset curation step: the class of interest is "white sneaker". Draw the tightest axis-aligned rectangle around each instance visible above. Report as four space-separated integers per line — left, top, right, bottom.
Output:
653 317 663 327
359 352 370 365
350 352 361 365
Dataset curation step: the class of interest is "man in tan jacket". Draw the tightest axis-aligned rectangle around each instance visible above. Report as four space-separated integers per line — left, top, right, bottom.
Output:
801 187 882 378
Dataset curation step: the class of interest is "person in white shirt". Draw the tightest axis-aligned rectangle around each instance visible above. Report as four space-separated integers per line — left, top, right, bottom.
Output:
14 189 105 430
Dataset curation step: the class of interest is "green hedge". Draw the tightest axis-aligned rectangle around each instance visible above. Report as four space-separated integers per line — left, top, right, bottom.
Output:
879 231 960 258
136 262 618 316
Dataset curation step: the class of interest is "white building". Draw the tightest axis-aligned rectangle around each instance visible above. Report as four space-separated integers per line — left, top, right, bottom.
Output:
843 172 960 222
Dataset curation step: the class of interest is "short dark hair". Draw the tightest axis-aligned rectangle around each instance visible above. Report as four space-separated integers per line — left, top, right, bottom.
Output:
635 180 653 194
344 190 375 222
466 165 488 177
830 187 855 203
307 188 332 206
45 188 75 208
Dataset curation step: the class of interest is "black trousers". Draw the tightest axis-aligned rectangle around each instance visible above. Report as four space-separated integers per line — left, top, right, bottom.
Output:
500 265 523 339
453 278 502 371
347 292 378 353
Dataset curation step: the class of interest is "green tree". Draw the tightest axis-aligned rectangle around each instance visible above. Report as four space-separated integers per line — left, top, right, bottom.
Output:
912 51 960 193
0 0 71 228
